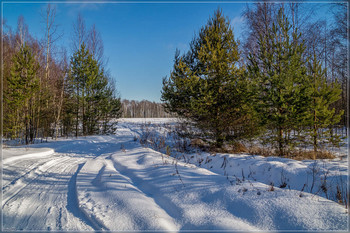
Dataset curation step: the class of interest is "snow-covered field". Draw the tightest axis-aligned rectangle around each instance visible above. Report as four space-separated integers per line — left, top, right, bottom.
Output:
2 118 349 231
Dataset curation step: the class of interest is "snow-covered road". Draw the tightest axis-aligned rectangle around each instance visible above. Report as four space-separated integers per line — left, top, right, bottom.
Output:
2 120 348 231
3 150 92 230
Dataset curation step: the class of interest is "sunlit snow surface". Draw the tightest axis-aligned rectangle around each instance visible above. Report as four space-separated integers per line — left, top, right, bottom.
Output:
2 118 348 231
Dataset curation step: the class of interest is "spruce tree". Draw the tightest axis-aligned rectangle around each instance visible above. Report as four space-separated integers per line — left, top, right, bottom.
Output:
162 9 256 148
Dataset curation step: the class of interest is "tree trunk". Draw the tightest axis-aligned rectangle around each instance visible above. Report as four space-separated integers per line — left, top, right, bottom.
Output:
76 85 79 138
278 127 283 156
55 81 65 140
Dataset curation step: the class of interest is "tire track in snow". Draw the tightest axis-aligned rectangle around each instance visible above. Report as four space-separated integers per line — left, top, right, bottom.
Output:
91 164 106 186
113 123 184 227
75 156 136 231
67 162 109 231
111 159 183 223
75 153 180 231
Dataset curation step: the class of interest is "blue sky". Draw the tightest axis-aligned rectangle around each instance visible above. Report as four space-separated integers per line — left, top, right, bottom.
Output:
3 1 247 102
2 1 332 102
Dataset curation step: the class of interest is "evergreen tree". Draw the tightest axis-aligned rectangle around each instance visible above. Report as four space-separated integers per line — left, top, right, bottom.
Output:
67 43 121 136
61 83 75 137
99 80 122 134
247 8 311 156
307 52 343 154
5 44 39 144
68 43 93 136
162 9 256 148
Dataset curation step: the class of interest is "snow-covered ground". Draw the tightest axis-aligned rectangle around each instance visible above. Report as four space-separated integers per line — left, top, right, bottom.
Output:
2 118 349 231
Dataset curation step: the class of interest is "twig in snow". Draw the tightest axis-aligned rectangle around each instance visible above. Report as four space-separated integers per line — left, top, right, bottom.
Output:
175 160 185 187
299 183 306 197
279 168 287 188
221 156 227 169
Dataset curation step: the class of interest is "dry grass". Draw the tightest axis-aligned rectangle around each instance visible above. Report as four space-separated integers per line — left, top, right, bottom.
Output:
188 137 337 161
207 142 248 154
190 138 206 148
291 150 336 160
246 145 336 160
230 142 249 153
247 146 274 157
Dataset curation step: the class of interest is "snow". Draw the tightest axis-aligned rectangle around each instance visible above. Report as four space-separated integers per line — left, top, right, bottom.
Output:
3 147 54 164
2 118 348 231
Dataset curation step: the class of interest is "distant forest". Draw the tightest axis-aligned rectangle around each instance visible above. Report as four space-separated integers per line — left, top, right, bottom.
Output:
121 100 172 118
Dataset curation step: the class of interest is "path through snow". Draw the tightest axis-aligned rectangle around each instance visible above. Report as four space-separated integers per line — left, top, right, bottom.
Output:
2 120 348 231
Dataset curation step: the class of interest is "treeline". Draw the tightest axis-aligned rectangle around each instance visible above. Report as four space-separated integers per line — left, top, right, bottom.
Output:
2 5 121 144
162 3 348 157
121 99 172 118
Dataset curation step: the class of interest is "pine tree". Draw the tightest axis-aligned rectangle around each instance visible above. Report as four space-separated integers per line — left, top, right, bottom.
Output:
162 9 256 148
5 44 39 144
67 43 121 136
307 52 343 154
68 43 93 136
99 80 121 134
247 8 311 156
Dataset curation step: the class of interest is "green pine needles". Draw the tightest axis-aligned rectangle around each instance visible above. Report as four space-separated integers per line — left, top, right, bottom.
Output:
162 8 343 157
66 43 121 136
5 44 39 144
4 40 121 142
306 52 343 155
248 8 312 156
162 9 259 149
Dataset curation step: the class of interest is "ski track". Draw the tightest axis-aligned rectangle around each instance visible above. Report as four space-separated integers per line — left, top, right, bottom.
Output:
2 151 93 230
2 120 348 231
3 156 54 191
3 155 71 206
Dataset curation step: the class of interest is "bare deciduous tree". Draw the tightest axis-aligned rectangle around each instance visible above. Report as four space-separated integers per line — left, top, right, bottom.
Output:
87 24 105 66
71 13 86 52
16 16 29 48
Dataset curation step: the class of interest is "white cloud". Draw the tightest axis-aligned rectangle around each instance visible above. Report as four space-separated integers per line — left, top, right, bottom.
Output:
231 16 245 26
